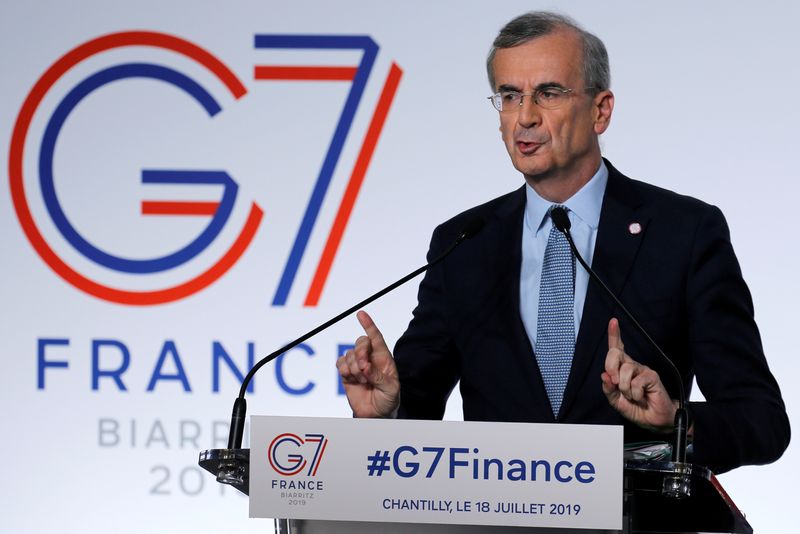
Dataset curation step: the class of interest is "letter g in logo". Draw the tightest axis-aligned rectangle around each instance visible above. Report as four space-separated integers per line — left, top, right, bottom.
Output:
9 31 263 305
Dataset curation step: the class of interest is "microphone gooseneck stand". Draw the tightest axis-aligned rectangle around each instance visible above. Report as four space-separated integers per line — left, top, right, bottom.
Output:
200 218 485 493
550 206 690 499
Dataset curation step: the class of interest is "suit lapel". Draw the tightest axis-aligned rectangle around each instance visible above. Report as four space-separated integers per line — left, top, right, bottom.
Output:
560 162 649 419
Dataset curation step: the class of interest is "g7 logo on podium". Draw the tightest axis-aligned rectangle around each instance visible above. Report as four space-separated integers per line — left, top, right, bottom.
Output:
268 433 329 477
9 31 401 306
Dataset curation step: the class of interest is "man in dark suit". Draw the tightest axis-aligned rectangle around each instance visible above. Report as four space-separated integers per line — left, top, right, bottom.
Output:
336 12 789 473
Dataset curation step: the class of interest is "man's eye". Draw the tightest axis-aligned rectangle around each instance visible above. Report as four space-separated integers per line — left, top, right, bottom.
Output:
502 92 521 103
538 89 560 100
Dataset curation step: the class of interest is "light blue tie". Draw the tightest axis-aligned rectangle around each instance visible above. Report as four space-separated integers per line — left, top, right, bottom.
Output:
536 205 576 417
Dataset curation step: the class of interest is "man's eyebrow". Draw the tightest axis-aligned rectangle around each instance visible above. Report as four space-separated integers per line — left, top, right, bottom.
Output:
496 82 567 92
535 81 567 90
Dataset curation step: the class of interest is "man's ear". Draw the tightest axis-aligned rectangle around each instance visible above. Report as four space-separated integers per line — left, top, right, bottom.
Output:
593 90 614 135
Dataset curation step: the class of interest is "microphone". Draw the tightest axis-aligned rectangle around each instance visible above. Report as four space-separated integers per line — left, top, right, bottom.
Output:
200 217 485 493
550 207 691 498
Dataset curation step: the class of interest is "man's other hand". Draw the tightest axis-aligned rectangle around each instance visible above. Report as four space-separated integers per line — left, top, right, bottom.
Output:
336 310 400 418
602 318 677 433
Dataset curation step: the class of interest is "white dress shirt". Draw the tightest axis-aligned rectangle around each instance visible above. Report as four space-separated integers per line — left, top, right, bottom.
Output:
520 161 608 349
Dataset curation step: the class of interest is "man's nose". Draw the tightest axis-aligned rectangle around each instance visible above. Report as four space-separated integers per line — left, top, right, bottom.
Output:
516 95 541 128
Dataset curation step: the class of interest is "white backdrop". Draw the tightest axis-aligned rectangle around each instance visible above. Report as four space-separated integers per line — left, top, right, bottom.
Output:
1 0 796 532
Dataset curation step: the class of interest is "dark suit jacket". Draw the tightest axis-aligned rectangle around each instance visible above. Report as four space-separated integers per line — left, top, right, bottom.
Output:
394 160 789 473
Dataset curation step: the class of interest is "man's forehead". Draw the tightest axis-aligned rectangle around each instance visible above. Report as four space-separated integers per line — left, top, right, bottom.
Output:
492 30 583 87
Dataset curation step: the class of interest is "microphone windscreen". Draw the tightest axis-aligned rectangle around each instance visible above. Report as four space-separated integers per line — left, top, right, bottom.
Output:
460 217 485 240
551 207 571 232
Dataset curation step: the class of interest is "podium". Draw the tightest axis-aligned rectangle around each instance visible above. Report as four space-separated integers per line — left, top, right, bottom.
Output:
199 417 752 534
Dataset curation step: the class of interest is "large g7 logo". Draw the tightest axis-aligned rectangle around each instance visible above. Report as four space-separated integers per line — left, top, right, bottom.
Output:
10 31 402 307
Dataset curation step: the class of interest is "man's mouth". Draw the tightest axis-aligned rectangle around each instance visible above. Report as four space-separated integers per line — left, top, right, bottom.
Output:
516 139 543 155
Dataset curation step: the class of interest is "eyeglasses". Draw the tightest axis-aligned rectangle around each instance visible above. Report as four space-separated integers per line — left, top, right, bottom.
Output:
488 87 588 112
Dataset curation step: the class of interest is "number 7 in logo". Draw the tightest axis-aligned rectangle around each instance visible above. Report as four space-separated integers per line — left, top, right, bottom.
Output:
253 35 402 308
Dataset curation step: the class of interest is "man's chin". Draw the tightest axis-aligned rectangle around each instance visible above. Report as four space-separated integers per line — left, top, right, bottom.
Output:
511 158 552 182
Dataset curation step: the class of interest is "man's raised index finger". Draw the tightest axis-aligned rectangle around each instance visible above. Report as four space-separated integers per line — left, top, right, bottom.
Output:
607 317 624 350
357 310 388 350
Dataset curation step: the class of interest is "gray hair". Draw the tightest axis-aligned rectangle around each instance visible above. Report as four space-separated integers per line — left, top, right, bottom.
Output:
486 11 610 93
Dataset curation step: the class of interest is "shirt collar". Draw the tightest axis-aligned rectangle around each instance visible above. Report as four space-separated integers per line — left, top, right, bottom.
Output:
525 160 608 236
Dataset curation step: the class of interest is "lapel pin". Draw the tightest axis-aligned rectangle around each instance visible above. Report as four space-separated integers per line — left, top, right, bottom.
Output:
628 222 642 235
